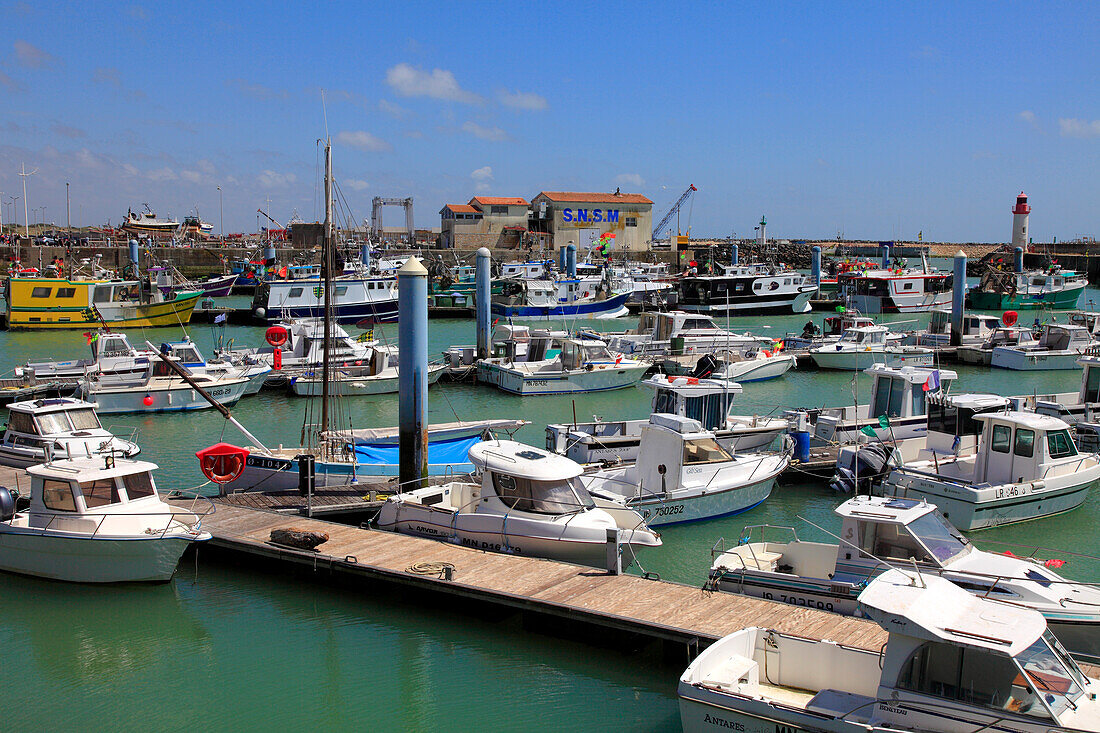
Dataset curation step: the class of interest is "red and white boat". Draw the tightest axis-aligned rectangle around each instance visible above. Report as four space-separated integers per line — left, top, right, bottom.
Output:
838 266 953 313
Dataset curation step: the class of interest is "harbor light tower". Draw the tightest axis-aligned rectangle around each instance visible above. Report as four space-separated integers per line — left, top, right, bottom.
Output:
1011 191 1030 249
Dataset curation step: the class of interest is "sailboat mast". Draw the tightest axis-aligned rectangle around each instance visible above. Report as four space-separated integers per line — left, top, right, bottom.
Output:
321 140 333 435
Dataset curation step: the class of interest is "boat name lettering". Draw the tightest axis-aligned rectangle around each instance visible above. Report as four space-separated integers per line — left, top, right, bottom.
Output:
100 350 130 358
877 704 907 716
414 525 446 536
209 388 231 397
760 591 833 612
775 725 797 733
247 456 294 470
561 208 620 224
460 537 521 554
701 714 744 730
645 504 684 518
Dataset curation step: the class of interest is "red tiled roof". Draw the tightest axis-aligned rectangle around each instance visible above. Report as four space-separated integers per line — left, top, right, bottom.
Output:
442 204 479 214
469 196 528 206
535 191 652 205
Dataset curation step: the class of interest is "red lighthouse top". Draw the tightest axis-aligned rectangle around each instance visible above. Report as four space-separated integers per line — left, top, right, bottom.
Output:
1013 191 1031 215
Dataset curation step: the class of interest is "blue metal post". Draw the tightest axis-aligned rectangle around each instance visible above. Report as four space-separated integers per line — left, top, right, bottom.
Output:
263 244 276 265
398 257 429 491
950 250 967 347
731 243 739 265
881 243 891 269
361 243 371 271
476 247 491 360
1014 246 1024 274
811 246 821 291
566 243 577 278
128 239 139 265
558 247 568 272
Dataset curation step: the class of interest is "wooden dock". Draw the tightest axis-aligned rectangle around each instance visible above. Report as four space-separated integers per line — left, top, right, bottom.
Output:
185 499 887 653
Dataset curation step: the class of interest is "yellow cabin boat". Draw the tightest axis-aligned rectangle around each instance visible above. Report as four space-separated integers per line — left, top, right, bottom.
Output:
5 278 203 330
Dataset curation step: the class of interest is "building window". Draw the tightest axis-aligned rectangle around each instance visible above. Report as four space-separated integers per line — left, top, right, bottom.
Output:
31 287 52 298
625 217 638 227
491 205 508 215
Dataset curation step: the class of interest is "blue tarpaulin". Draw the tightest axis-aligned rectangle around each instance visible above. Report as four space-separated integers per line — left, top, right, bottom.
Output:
353 434 482 476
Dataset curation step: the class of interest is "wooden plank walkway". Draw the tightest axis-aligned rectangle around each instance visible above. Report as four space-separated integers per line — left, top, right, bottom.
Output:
217 476 450 516
188 499 887 651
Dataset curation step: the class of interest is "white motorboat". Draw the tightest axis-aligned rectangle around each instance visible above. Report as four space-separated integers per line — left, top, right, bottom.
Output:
706 349 794 382
879 411 1100 530
79 358 250 414
157 338 271 396
476 338 648 395
677 263 816 316
491 277 631 321
290 350 446 396
546 375 788 463
0 455 211 583
579 413 790 526
907 308 1002 347
798 364 958 447
443 324 569 370
784 312 904 351
374 440 661 569
218 318 376 377
605 311 771 358
956 325 1039 365
810 325 933 370
679 568 1100 733
0 398 140 468
710 494 1100 661
18 331 153 382
992 324 1098 371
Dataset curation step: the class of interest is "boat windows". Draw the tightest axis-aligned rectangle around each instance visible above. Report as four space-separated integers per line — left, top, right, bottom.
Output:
683 437 732 465
335 286 348 296
289 288 304 298
492 472 593 514
30 286 52 298
682 394 732 431
872 377 909 419
991 425 1012 453
1015 633 1086 718
857 520 933 563
56 288 76 298
36 412 75 435
80 478 122 508
1084 366 1100 403
8 411 37 434
907 511 971 563
896 641 1051 720
42 479 78 512
1014 428 1035 458
1047 429 1077 459
122 472 155 500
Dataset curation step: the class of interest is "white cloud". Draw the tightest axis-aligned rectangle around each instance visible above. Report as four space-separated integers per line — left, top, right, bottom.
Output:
145 167 177 182
461 121 508 142
378 99 409 118
13 40 57 69
345 178 369 191
615 173 645 188
498 89 548 111
1019 110 1036 123
385 63 482 104
1059 118 1100 139
51 123 85 139
335 130 392 152
471 166 493 181
257 170 297 188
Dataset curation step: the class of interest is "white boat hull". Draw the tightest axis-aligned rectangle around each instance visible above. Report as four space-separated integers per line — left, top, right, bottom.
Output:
0 530 202 583
991 348 1088 371
0 437 141 468
810 348 932 371
289 364 445 396
717 354 795 382
84 378 249 414
476 361 648 395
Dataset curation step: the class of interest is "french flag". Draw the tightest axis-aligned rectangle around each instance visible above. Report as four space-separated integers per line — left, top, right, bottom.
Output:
923 369 940 392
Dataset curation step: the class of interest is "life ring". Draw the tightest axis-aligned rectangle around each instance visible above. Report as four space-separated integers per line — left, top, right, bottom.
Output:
266 325 289 347
200 453 243 484
1002 310 1018 327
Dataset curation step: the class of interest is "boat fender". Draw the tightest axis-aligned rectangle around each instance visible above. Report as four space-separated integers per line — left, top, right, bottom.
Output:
0 486 15 522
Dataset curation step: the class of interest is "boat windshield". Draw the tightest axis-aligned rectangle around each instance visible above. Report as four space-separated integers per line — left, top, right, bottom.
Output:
907 510 971 564
1015 632 1087 720
683 437 732 465
492 473 595 515
37 408 100 433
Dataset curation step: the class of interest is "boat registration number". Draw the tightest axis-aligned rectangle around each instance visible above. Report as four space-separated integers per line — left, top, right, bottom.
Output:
209 387 232 397
643 504 684 519
760 591 834 612
527 380 549 387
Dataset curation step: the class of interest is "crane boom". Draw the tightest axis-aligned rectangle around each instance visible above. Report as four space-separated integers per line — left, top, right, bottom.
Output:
651 184 697 239
256 208 283 229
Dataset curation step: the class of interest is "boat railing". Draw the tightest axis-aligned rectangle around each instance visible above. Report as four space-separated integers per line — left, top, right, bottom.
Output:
31 495 215 541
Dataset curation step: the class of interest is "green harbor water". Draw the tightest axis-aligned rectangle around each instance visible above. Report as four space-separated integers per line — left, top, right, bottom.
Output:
3 280 1100 731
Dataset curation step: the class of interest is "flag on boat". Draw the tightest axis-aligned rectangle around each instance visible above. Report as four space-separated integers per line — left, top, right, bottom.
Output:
860 425 877 437
614 355 623 365
922 369 940 392
214 313 227 324
878 415 890 429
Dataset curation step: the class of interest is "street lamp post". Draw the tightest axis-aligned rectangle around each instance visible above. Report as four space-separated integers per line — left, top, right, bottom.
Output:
18 162 37 238
217 186 223 238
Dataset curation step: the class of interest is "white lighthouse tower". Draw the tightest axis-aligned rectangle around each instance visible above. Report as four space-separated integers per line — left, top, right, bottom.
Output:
1011 191 1031 250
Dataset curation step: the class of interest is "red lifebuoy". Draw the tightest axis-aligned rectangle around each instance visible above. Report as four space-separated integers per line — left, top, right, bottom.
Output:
272 349 283 370
195 443 250 484
1003 310 1018 327
266 325 289 347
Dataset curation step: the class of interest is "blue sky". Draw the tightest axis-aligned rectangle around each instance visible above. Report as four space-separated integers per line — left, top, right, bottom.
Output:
1 1 1097 242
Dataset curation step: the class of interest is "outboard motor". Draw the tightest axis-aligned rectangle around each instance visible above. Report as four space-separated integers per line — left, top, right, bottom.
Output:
830 442 897 494
690 353 719 379
0 486 16 522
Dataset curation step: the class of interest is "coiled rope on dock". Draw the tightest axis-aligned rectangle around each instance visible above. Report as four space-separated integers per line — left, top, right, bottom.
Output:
405 561 456 578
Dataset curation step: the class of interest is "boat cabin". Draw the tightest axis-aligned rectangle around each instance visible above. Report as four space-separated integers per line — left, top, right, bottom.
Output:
21 456 167 531
834 324 889 348
1036 324 1094 351
925 308 1001 339
500 261 549 280
1068 311 1100 336
159 340 206 368
633 413 736 496
470 441 595 515
972 412 1080 486
645 376 743 432
867 363 956 420
489 325 566 362
985 326 1038 348
821 313 877 337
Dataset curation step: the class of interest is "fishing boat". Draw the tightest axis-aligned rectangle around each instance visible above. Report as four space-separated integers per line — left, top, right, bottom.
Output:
4 277 203 330
677 263 816 316
678 568 1100 733
710 494 1100 662
120 205 180 237
0 455 211 583
838 264 954 314
809 325 933 371
878 411 1100 530
374 439 661 568
968 265 1087 310
907 308 1002 347
956 326 1039 366
476 338 648 395
579 413 789 526
78 357 250 414
0 398 140 467
991 324 1098 371
605 311 771 357
547 375 788 463
251 275 400 323
491 278 631 320
149 266 237 298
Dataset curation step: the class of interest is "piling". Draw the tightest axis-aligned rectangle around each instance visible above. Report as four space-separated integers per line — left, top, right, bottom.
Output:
263 244 276 266
361 243 371 272
476 247 491 360
1015 246 1024 274
566 243 577 278
558 247 568 272
880 242 891 269
811 245 821 291
398 258 429 491
731 243 739 266
128 240 139 266
950 250 967 347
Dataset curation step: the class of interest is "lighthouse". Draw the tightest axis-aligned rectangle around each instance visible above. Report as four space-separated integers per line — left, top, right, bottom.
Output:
1011 191 1030 250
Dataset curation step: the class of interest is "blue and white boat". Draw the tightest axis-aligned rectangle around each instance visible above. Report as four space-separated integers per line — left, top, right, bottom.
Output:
492 278 630 320
251 276 400 323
